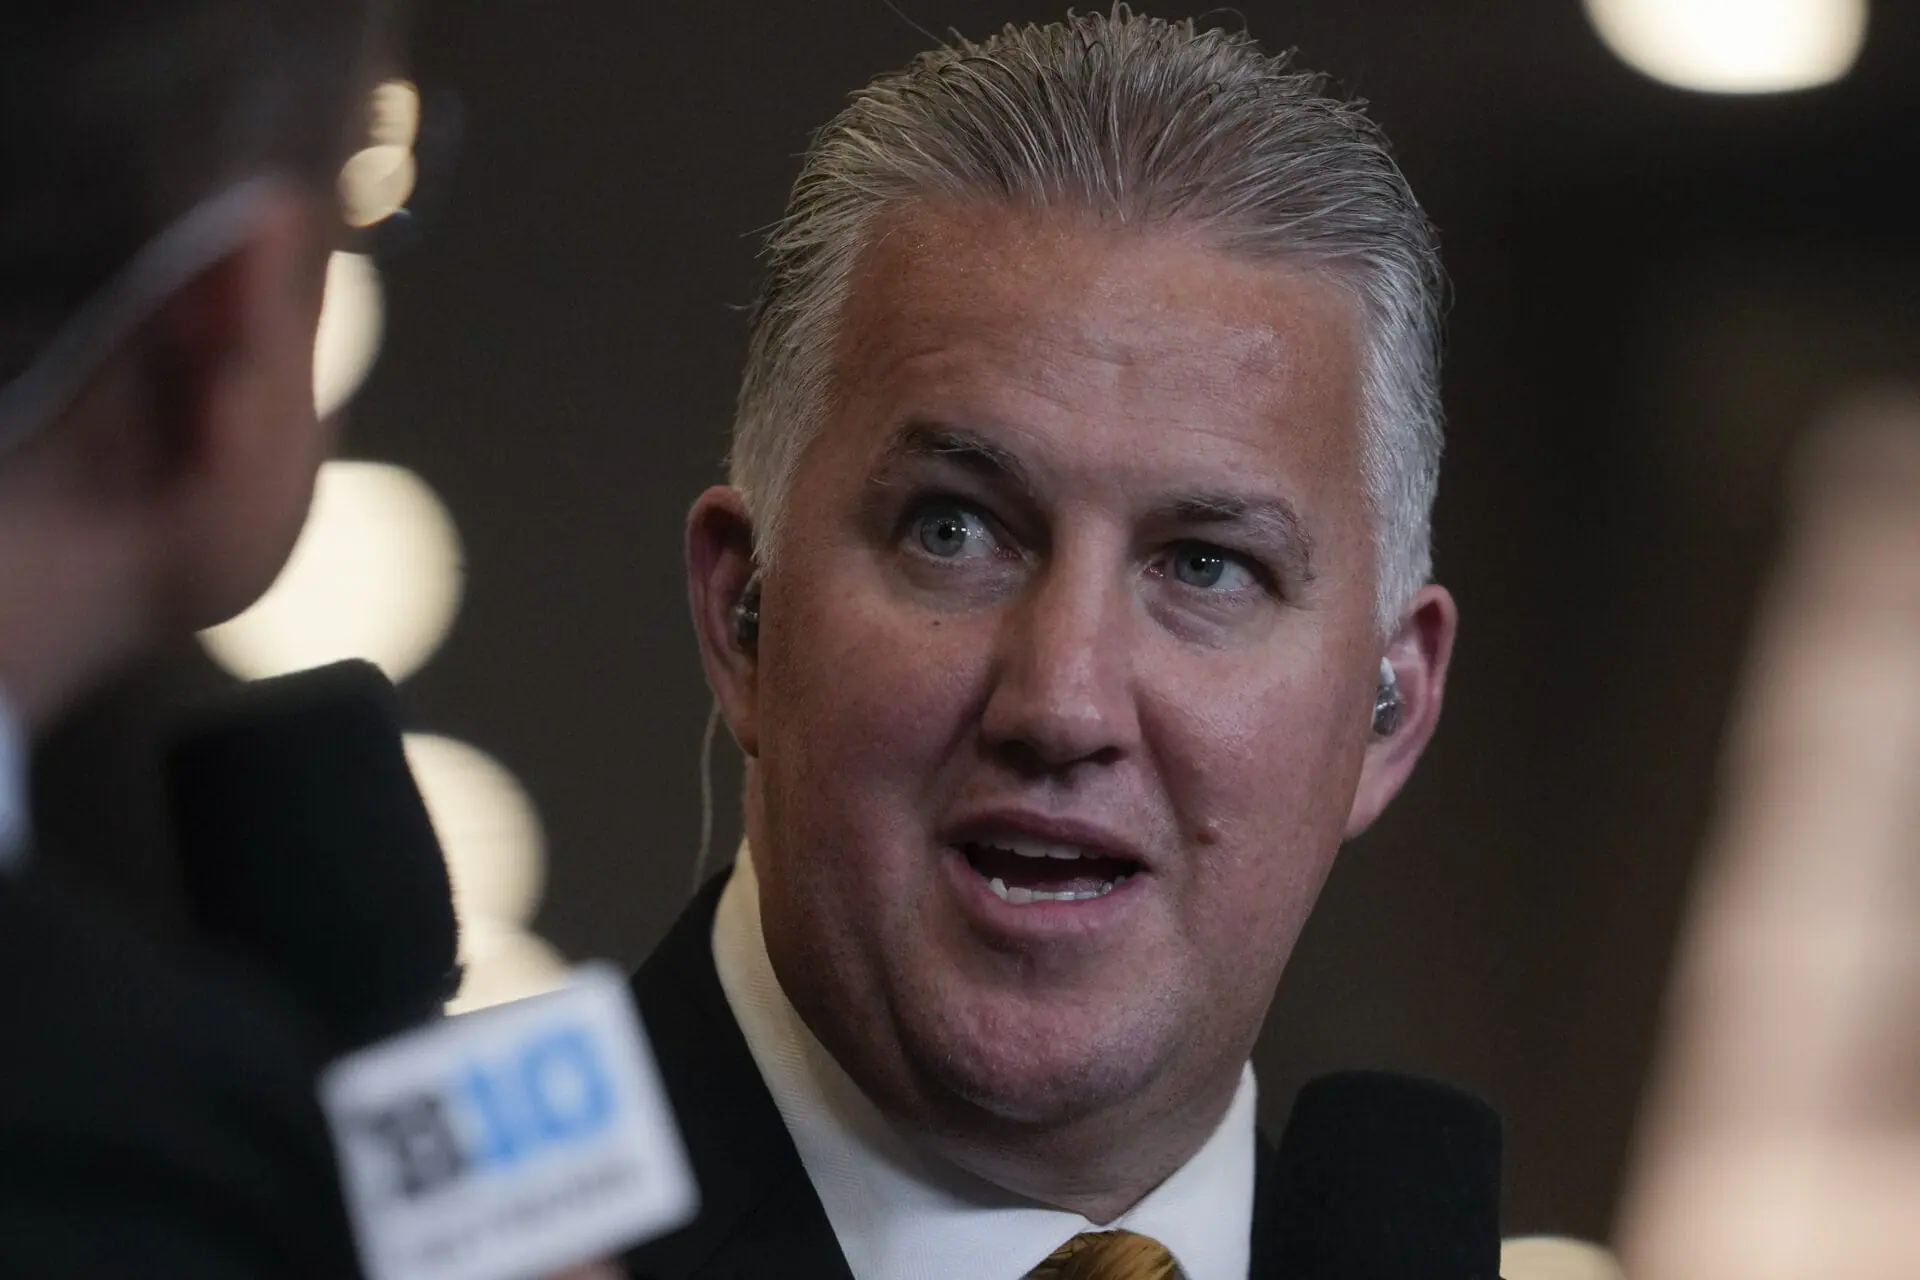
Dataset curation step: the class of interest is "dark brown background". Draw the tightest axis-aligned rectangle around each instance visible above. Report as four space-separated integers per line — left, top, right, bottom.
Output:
32 0 1920 1242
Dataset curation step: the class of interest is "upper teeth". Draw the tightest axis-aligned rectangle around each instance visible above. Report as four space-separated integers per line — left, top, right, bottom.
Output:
986 841 1086 861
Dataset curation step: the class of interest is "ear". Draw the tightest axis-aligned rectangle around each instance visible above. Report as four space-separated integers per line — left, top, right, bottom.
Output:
1344 583 1458 838
686 486 762 757
144 185 336 627
146 185 331 475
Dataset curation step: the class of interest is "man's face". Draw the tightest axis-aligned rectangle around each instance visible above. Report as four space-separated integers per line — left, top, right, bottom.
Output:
735 204 1410 1138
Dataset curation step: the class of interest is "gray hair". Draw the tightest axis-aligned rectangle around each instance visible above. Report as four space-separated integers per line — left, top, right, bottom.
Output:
731 6 1445 632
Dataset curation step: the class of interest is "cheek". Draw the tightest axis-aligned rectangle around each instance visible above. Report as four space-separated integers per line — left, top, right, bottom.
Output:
761 593 986 865
1156 660 1367 956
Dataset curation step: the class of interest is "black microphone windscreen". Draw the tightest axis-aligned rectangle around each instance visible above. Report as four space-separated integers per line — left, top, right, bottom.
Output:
167 660 458 1053
1269 1070 1503 1280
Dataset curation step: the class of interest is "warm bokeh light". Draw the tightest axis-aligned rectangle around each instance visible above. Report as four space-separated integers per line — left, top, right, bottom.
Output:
338 79 422 228
369 79 421 149
1584 0 1868 93
1502 1236 1625 1280
445 921 571 1015
403 733 546 930
312 251 384 419
198 460 464 682
403 733 570 1015
338 144 418 230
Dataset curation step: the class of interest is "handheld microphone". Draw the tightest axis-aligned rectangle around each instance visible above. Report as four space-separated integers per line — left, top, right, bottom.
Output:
167 659 460 1054
1267 1070 1504 1280
168 661 699 1279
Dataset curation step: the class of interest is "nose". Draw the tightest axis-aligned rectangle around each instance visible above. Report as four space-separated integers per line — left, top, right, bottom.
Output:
978 558 1139 777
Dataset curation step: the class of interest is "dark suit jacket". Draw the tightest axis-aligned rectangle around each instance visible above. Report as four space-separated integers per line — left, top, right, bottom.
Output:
0 868 361 1278
622 875 1292 1280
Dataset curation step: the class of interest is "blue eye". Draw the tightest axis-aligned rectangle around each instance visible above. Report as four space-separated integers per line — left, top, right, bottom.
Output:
1173 546 1224 588
912 503 987 558
1167 543 1256 592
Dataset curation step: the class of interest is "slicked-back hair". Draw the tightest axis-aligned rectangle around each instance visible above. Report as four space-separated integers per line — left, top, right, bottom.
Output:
732 7 1444 632
0 0 389 386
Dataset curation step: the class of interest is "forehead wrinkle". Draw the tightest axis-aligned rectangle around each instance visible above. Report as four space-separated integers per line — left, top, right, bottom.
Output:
850 204 1334 395
840 211 1355 426
831 207 1371 564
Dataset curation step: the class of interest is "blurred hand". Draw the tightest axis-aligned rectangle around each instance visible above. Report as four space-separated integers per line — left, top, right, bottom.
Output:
546 1264 623 1280
1617 397 1920 1280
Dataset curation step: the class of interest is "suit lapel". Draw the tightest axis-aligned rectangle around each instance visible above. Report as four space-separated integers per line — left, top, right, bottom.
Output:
1247 1131 1283 1279
622 872 852 1280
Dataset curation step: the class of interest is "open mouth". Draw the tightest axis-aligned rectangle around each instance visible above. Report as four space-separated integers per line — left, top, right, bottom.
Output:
959 839 1141 905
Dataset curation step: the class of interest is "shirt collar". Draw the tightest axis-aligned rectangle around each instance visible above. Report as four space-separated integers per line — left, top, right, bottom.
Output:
711 847 1257 1280
0 684 29 873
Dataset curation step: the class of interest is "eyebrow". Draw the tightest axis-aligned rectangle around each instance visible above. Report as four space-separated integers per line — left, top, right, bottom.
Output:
872 420 1316 580
1161 492 1316 582
872 421 1040 498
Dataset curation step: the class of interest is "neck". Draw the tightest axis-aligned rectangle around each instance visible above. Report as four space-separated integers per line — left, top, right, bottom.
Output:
0 477 151 731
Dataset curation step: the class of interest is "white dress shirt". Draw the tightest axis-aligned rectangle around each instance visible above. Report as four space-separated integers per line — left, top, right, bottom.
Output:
0 685 27 873
711 849 1257 1280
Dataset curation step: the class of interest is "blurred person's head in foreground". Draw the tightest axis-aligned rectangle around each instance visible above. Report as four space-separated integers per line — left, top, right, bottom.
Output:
685 7 1458 1221
0 0 401 730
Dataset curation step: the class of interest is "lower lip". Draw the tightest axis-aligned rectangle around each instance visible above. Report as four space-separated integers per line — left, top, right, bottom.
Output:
940 845 1146 939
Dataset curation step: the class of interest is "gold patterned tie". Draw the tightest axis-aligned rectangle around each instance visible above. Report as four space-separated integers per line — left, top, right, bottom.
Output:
1027 1229 1180 1280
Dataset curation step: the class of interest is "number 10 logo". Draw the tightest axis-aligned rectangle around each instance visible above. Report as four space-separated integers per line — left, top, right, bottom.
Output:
352 1025 619 1201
